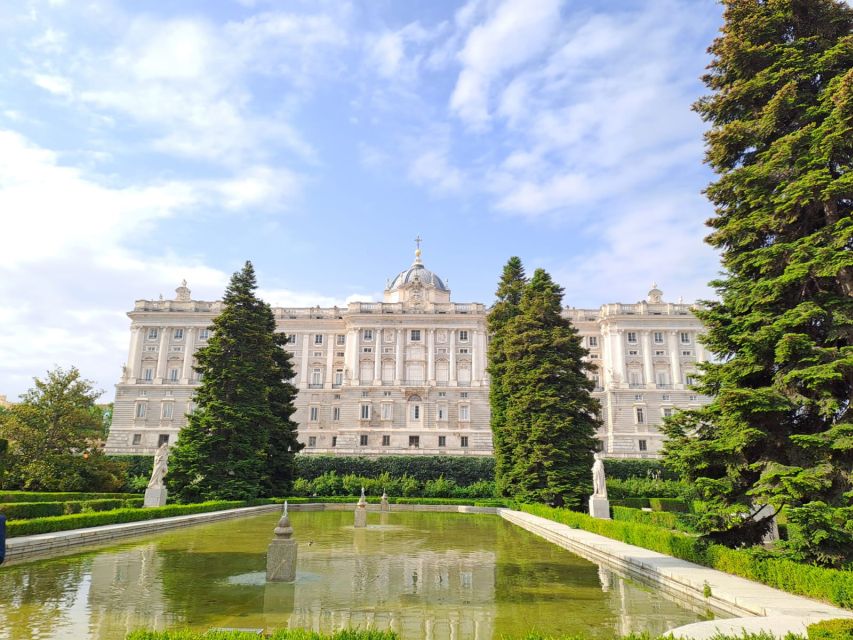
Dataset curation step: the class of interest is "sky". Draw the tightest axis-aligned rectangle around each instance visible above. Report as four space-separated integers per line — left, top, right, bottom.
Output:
0 0 727 401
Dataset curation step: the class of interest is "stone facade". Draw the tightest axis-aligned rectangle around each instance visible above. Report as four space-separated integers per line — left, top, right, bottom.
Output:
104 250 709 458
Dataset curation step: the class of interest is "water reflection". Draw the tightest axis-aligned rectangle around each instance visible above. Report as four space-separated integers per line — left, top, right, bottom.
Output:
0 511 719 640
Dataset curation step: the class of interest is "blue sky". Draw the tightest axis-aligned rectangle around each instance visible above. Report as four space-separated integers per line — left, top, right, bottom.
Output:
0 0 726 400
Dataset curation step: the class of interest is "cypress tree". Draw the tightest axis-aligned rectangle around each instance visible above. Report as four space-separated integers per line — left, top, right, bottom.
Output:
502 269 601 508
168 262 301 501
486 257 527 496
663 0 853 564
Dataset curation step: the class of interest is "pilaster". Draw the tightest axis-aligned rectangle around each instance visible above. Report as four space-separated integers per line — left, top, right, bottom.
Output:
155 327 169 383
181 326 196 384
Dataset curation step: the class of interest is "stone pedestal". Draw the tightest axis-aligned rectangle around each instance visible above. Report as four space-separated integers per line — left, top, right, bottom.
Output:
589 496 611 519
266 538 298 582
143 487 167 508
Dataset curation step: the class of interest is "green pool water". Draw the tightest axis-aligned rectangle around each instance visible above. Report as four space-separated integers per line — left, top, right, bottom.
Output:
0 511 721 640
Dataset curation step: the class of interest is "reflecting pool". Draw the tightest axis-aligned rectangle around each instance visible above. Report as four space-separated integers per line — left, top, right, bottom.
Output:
0 511 722 640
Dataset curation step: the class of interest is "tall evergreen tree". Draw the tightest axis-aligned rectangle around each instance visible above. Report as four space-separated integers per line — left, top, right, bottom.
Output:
486 257 528 496
168 262 302 502
663 0 853 564
502 269 601 508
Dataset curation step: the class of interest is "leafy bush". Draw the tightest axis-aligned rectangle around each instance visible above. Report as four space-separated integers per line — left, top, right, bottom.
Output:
610 498 651 509
423 475 458 498
0 491 137 503
807 619 853 640
6 500 247 537
294 455 494 485
602 459 678 480
612 506 693 532
521 503 853 609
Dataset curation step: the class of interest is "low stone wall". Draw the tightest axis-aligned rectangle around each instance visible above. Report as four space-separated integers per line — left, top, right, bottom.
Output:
3 503 282 564
499 508 852 636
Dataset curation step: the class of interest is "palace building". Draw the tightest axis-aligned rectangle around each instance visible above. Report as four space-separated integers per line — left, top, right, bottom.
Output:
104 245 709 458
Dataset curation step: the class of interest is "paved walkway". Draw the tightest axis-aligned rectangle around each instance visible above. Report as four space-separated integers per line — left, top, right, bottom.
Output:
499 509 852 637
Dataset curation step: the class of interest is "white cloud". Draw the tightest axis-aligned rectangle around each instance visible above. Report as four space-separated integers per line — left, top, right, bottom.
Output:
450 0 562 129
31 72 72 96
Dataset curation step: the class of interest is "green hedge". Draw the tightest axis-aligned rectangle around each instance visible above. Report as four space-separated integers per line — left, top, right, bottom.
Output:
605 478 695 500
612 506 683 530
6 500 252 537
649 497 690 512
291 471 496 499
521 504 853 609
293 456 494 485
0 497 144 520
807 619 853 640
0 491 138 503
610 497 650 509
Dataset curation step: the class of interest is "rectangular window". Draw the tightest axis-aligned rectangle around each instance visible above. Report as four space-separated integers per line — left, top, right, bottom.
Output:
438 391 446 397
360 404 371 420
409 435 420 448
636 407 645 424
460 436 469 447
588 336 598 347
362 391 369 397
135 403 146 418
198 329 210 341
458 348 470 354
634 393 644 401
627 332 637 343
331 436 337 447
682 350 692 357
362 347 373 353
336 351 345 357
363 329 373 341
147 328 159 340
689 394 698 401
332 407 341 421
654 331 664 344
360 435 368 446
438 436 446 447
314 334 324 345
158 434 169 447
143 368 154 382
285 333 296 344
162 403 173 419
655 350 666 356
336 335 346 346
411 329 421 342
437 405 446 421
173 328 184 340
459 405 470 421
382 435 390 446
680 332 690 344
663 408 673 418
685 374 696 385
383 391 392 397
412 404 420 420
628 349 639 356
590 353 599 359
132 433 142 445
308 436 317 447
169 368 179 382
313 351 323 357
309 407 319 421
311 369 322 385
334 370 343 386
460 392 468 398
381 403 392 420
458 330 469 342
638 439 648 451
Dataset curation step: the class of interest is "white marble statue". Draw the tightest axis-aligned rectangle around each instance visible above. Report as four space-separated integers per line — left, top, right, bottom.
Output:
592 452 607 498
148 443 169 489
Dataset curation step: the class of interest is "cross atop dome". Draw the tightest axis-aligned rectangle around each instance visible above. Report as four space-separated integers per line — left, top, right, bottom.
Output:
413 234 423 264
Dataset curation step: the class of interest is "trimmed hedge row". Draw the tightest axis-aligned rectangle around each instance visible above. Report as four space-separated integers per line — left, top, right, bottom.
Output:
0 498 144 520
291 471 496 499
293 456 495 485
611 505 687 531
6 500 255 537
605 478 695 500
0 491 137 503
521 503 853 609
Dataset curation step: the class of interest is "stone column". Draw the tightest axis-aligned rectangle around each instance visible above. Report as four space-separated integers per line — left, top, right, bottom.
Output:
642 330 654 387
155 327 169 382
614 330 627 387
449 330 457 385
669 331 682 387
325 333 335 389
427 329 435 384
373 327 382 383
181 327 196 384
395 328 404 384
300 334 310 389
471 329 479 383
126 326 143 382
344 329 357 384
695 334 706 363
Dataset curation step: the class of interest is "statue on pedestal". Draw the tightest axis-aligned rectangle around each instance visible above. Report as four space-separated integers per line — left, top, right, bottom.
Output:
144 443 169 507
589 452 611 519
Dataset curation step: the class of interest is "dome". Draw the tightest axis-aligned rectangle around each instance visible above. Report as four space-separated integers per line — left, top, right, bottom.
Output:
388 260 449 292
386 245 448 292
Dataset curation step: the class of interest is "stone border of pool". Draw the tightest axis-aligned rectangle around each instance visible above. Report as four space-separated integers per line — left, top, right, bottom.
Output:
499 509 853 639
5 502 851 639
